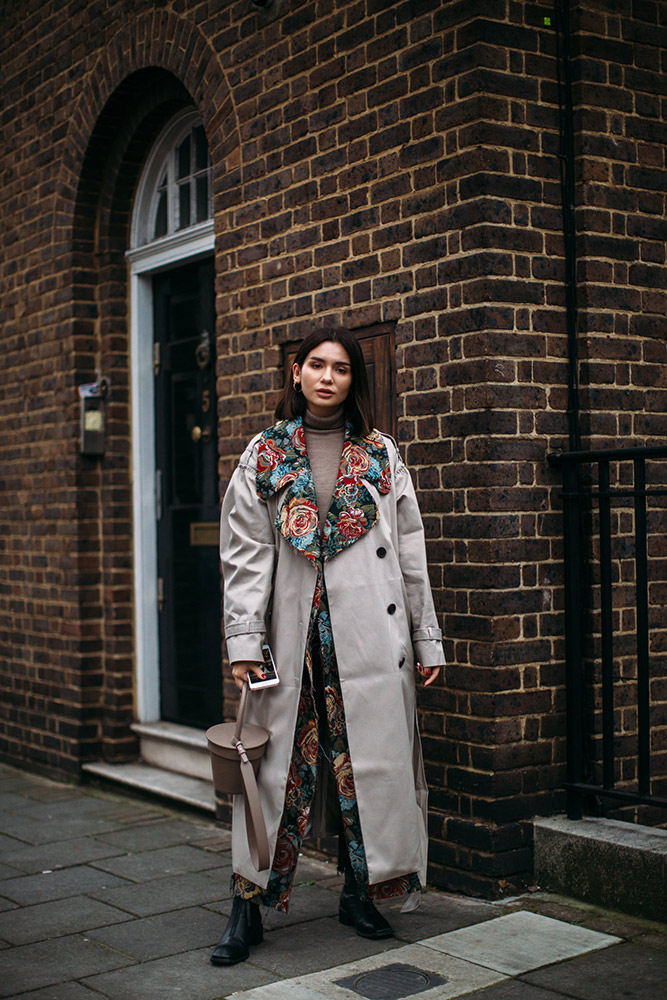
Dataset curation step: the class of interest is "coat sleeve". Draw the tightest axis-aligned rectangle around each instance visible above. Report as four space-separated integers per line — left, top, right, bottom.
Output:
219 442 276 664
392 446 445 668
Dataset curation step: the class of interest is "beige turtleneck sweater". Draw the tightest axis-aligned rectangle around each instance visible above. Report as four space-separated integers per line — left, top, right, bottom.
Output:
303 407 345 528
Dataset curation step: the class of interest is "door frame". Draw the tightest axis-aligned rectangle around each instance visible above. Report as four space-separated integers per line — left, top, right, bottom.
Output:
126 222 215 722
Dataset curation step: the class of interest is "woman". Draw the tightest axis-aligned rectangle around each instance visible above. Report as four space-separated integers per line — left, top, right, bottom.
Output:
212 326 444 966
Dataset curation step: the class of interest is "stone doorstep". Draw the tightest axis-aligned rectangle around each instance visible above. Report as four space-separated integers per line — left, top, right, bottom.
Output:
82 760 215 814
533 815 667 924
132 720 212 781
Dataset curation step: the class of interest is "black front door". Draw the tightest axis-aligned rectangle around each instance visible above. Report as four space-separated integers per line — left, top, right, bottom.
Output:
153 259 221 728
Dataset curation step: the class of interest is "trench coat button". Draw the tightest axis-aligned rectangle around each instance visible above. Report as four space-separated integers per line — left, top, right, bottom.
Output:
399 656 405 668
387 603 396 615
376 546 386 558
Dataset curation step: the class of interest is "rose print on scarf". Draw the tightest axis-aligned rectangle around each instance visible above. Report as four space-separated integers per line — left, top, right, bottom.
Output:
340 443 370 476
256 417 392 564
257 437 286 474
290 421 307 455
336 507 368 540
280 498 319 543
333 754 356 799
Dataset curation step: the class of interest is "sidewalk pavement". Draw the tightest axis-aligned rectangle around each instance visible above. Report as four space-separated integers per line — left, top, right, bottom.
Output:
0 763 665 1000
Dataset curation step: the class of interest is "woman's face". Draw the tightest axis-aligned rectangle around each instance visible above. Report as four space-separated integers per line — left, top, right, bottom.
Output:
293 340 353 418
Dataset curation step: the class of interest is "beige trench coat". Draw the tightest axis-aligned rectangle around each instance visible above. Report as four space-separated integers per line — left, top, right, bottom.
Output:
220 430 444 890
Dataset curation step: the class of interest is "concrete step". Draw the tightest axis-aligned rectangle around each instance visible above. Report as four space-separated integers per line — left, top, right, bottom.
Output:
82 759 215 814
131 720 211 781
533 815 667 923
82 721 218 815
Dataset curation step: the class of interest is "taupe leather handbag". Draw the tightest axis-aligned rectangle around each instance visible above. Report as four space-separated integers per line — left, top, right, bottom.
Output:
206 684 270 871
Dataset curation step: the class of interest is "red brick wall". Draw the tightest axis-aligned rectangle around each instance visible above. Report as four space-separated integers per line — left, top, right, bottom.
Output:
1 0 665 896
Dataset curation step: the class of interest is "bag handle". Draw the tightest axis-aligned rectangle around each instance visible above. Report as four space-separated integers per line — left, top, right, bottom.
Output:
233 683 270 872
233 682 249 744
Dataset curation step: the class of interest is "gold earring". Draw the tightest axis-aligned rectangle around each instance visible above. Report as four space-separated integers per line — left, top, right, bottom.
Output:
293 381 302 392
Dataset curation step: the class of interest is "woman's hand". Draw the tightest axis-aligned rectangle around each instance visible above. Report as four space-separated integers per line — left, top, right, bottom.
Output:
416 663 442 687
231 660 266 692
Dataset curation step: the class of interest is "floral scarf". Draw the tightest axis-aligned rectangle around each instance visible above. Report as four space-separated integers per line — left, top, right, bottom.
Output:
255 416 392 561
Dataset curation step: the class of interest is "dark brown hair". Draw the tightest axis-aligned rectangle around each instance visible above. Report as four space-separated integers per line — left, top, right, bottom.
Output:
275 326 375 437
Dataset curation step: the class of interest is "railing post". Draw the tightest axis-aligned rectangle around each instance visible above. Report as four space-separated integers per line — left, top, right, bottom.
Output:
562 459 584 819
598 460 615 790
634 458 650 796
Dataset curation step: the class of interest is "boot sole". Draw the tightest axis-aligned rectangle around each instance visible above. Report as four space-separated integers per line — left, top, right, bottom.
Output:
210 950 249 966
339 907 394 939
210 928 263 965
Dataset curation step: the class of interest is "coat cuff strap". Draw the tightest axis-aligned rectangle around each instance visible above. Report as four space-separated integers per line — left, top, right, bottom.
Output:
412 626 442 641
225 619 266 637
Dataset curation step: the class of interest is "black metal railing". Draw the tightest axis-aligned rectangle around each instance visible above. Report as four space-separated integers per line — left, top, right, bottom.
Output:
548 445 667 819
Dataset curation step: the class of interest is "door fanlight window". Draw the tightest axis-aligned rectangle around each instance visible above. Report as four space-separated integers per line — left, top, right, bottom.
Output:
132 109 212 249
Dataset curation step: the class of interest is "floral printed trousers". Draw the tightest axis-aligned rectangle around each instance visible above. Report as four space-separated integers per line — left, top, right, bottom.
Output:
234 576 420 912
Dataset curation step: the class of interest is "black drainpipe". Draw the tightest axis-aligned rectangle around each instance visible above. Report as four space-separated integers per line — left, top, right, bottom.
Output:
555 0 582 453
552 1 601 815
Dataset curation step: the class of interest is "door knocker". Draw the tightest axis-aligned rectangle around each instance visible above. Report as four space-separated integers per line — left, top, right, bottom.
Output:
195 329 211 370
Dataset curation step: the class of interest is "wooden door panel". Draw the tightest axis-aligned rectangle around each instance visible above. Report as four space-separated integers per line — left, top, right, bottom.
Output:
153 259 221 728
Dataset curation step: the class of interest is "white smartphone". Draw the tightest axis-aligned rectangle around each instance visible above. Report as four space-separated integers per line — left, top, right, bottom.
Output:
247 643 280 690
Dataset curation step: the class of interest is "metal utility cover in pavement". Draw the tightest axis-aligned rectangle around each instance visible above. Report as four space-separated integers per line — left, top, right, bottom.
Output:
334 962 448 1000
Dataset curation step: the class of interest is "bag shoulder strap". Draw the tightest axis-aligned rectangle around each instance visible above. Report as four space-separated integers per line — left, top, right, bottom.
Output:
239 756 270 871
233 683 270 872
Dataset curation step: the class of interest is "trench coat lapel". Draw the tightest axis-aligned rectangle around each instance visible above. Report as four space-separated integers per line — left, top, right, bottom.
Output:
256 417 391 563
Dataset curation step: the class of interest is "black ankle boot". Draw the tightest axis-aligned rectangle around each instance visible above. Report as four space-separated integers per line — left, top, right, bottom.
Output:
210 896 263 966
339 871 393 940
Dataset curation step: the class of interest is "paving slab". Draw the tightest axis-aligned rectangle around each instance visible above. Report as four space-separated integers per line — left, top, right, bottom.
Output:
0 772 43 792
232 942 507 1000
0 897 18 913
90 843 223 882
82 946 277 1000
0 793 44 813
199 858 235 882
0 932 134 998
93 818 215 852
231 985 333 1000
422 910 621 975
0 834 24 853
239 916 402 978
0 864 131 906
380 892 498 944
6 983 100 1000
16 796 124 821
0 862 23 880
90 869 232 916
522 941 667 999
0 836 126 874
0 895 131 946
18 785 88 804
466 982 569 1000
0 812 123 846
87 904 224 961
203 858 234 878
290 855 341 883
